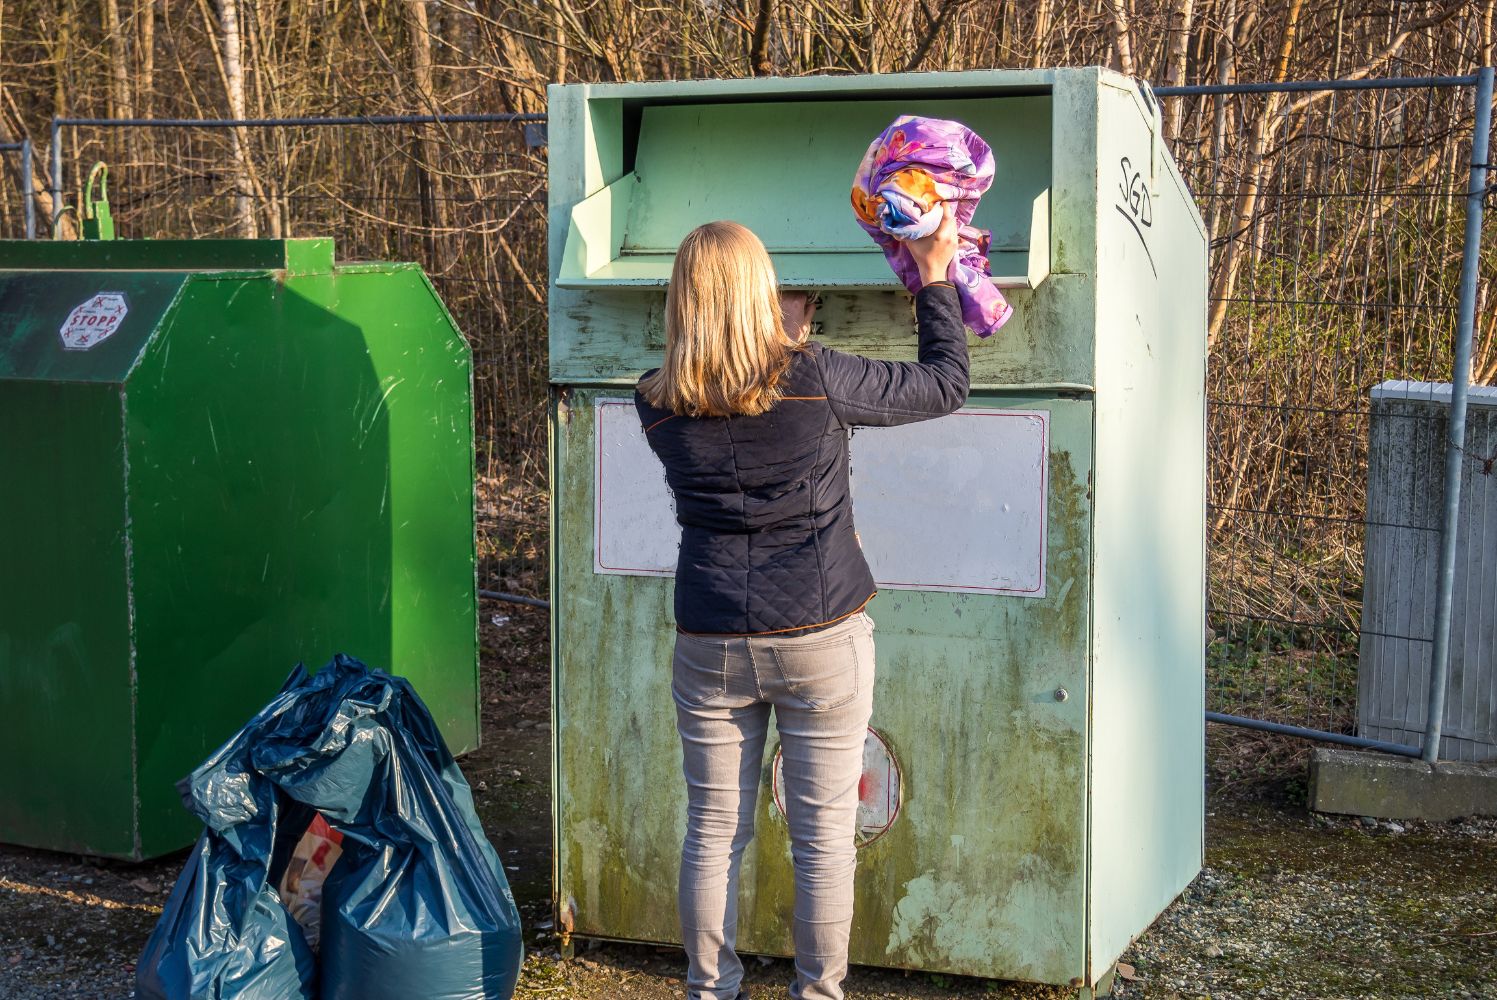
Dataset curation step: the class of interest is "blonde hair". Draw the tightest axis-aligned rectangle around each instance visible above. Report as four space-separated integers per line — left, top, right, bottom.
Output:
639 220 802 418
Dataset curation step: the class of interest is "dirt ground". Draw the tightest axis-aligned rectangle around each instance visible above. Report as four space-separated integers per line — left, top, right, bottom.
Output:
1 599 1493 999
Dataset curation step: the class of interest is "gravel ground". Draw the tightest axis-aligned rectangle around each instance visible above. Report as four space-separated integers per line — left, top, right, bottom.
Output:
2 602 1493 999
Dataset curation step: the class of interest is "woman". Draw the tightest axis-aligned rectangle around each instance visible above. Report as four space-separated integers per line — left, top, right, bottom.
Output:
634 209 966 1000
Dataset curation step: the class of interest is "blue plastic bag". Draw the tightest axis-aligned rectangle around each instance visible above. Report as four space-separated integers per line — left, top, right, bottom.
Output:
136 655 524 1000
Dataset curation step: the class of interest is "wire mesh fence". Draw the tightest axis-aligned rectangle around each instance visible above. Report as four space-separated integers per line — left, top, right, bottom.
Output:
1159 75 1492 749
20 73 1495 749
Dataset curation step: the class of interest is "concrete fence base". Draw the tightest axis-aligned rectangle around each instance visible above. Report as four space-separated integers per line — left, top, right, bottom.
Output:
1310 747 1497 820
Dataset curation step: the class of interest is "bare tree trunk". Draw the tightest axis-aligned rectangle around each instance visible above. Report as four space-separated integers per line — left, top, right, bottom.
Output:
137 0 156 117
1108 0 1136 76
244 0 283 237
101 0 132 121
1207 0 1237 247
847 0 876 73
553 1 568 83
215 0 256 237
1164 0 1195 135
1031 0 1052 68
405 0 445 269
45 0 79 237
749 0 775 75
1483 0 1495 66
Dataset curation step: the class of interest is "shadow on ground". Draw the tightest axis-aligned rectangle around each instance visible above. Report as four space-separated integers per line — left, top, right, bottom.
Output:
1 601 1493 999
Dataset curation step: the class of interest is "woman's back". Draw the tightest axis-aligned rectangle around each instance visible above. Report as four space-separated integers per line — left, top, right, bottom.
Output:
637 283 968 637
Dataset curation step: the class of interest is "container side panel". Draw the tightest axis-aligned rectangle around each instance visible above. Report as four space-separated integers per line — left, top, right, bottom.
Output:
0 382 136 856
345 268 479 750
127 270 475 856
553 387 1092 985
551 387 687 947
1049 68 1102 281
0 271 185 382
1087 80 1209 981
546 82 598 376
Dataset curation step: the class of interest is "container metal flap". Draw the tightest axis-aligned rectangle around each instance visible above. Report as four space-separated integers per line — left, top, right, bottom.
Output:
557 95 1053 291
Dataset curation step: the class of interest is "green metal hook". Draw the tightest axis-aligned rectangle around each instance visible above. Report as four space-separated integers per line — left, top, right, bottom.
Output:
82 161 114 240
50 203 77 240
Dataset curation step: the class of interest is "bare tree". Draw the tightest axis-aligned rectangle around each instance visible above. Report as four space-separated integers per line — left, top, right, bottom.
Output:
209 0 255 236
1109 0 1137 75
1164 0 1195 133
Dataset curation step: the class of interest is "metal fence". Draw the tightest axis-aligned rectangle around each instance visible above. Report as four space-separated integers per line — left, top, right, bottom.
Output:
1156 71 1493 761
0 140 36 239
14 70 1496 761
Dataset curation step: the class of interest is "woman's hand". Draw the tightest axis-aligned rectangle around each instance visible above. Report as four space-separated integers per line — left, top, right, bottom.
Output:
906 202 958 287
780 290 818 343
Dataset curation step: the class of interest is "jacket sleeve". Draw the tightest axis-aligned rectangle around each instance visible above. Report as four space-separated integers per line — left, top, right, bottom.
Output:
817 282 971 427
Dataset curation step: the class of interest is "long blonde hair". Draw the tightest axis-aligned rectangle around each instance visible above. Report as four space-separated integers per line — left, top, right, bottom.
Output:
639 220 801 418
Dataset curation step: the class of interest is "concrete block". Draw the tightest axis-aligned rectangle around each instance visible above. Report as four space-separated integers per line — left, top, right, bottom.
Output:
1310 747 1497 820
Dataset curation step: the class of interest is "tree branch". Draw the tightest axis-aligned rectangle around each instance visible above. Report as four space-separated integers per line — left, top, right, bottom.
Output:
904 0 970 73
749 0 775 77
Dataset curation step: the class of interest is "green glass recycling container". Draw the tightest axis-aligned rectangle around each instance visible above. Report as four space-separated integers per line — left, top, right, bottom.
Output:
0 238 478 860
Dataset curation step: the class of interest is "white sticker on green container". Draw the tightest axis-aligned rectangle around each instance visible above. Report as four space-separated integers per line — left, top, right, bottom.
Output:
59 292 128 351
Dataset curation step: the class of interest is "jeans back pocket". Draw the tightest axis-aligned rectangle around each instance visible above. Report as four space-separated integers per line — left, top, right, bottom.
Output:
769 633 860 711
672 633 728 706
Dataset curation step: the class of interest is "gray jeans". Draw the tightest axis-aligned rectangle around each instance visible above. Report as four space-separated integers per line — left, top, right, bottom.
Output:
672 611 877 1000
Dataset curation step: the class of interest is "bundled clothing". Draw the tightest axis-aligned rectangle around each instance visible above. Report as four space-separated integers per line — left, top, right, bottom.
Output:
850 115 1013 338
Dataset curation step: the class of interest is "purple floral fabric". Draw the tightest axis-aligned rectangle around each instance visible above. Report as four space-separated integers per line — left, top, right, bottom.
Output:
851 115 1013 338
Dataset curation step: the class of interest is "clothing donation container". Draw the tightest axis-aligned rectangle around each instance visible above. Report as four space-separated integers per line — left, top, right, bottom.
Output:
547 67 1207 997
0 238 479 860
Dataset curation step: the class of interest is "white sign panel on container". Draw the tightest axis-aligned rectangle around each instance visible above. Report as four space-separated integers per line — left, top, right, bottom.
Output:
594 399 677 576
593 400 1048 597
848 408 1047 597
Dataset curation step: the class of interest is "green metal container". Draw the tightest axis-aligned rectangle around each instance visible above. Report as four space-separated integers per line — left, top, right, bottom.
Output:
0 238 478 860
547 68 1208 997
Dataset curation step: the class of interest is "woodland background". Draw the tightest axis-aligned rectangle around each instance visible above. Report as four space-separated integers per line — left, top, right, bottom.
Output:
0 0 1494 746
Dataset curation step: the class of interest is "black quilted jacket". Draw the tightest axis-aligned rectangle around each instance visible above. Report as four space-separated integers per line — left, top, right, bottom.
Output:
635 282 969 636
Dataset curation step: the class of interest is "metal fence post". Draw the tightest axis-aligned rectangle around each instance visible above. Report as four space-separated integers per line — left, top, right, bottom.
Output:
49 117 62 236
1422 65 1494 763
20 138 35 240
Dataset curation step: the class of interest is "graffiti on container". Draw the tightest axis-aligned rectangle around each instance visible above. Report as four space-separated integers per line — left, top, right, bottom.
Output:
1114 156 1156 277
